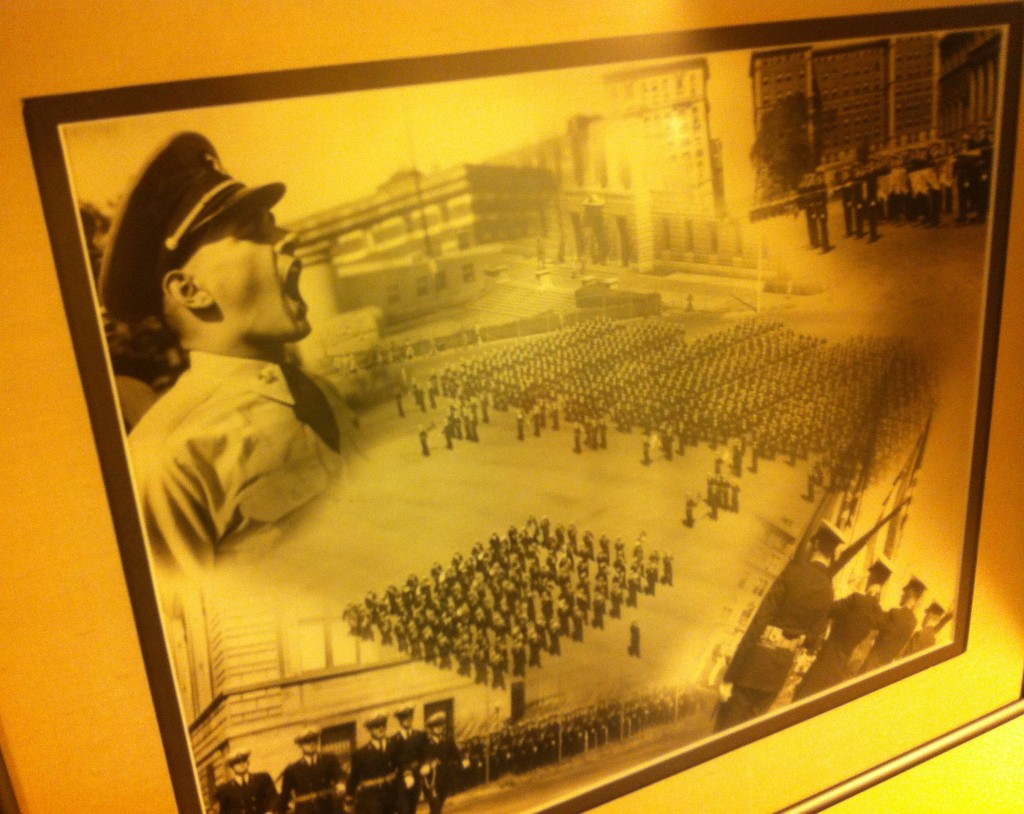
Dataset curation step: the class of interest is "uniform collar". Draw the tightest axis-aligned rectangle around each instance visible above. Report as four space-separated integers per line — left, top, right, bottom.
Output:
187 351 296 407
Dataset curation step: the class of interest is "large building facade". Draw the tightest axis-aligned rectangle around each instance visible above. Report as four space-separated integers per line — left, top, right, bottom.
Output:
165 584 506 810
286 162 558 371
560 58 727 272
749 30 1001 170
938 29 1001 138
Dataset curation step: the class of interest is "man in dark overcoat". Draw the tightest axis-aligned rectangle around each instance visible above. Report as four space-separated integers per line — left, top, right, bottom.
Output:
858 577 926 674
345 714 399 814
277 728 344 814
714 520 842 732
905 601 946 655
419 712 469 814
387 706 428 814
792 559 891 701
215 750 278 814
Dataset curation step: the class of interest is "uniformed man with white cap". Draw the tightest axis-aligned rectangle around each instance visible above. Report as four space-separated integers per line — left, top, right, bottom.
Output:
420 712 469 814
345 714 398 814
387 706 428 814
214 750 278 814
278 728 344 814
101 132 347 575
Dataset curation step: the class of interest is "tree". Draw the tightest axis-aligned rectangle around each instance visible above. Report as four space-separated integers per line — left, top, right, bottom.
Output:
750 92 816 200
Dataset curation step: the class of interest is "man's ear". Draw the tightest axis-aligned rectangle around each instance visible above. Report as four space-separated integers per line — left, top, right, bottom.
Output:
163 270 215 310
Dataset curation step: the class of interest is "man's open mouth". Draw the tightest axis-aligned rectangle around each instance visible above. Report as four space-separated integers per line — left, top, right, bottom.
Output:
282 258 306 308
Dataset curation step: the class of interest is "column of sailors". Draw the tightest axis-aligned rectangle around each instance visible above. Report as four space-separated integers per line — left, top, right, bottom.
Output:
459 686 698 788
344 518 674 690
833 126 994 245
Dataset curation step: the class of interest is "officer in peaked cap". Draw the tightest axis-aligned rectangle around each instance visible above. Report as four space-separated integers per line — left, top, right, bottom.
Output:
215 749 279 814
279 726 343 814
346 714 398 814
108 133 346 576
389 706 429 814
906 600 947 655
421 713 467 814
294 727 321 746
859 576 927 674
793 557 891 701
715 518 839 732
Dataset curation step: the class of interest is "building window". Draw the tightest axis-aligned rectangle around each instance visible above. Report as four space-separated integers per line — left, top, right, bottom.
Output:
435 269 448 292
295 617 359 674
322 722 357 766
417 275 430 296
387 283 400 304
462 263 475 283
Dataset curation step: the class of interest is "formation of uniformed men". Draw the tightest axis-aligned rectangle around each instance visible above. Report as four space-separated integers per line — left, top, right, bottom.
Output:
459 688 696 788
829 130 993 247
751 125 992 252
215 714 467 814
398 318 930 509
343 710 467 814
343 518 675 690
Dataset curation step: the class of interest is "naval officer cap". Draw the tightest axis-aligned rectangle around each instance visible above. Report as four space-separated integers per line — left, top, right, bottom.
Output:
294 727 320 745
903 576 927 596
99 131 286 322
393 706 415 721
364 713 388 730
811 519 845 556
867 558 893 585
924 601 945 617
226 749 251 766
426 711 447 727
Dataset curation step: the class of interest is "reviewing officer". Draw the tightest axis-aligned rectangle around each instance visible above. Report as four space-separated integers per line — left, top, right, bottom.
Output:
714 520 840 731
100 133 345 575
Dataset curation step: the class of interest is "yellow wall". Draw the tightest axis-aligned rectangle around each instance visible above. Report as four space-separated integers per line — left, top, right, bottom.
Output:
1 2 1022 812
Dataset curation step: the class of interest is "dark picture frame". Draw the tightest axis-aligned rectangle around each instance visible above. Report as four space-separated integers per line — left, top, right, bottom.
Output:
22 4 1022 813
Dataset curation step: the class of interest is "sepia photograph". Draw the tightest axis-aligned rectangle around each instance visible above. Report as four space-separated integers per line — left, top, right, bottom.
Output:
25 9 1017 814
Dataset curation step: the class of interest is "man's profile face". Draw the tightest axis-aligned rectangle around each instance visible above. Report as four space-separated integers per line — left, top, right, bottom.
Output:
181 208 311 354
300 740 318 757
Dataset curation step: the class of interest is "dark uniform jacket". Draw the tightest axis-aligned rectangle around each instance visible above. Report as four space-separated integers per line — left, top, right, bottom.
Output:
345 741 398 814
725 558 833 694
277 753 343 814
860 606 918 673
215 772 278 814
421 735 463 811
905 625 937 655
793 591 883 699
388 728 429 811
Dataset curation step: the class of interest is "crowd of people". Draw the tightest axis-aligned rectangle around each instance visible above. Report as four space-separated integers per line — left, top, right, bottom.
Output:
459 686 703 788
344 517 674 691
402 317 932 505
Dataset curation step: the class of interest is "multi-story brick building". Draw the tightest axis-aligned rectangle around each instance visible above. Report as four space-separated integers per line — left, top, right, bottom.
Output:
749 30 1000 174
939 29 1001 138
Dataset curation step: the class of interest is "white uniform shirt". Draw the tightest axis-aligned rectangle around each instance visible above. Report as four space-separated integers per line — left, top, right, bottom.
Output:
128 351 344 574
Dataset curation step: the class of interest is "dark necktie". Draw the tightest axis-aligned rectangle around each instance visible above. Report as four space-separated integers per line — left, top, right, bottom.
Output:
280 363 341 453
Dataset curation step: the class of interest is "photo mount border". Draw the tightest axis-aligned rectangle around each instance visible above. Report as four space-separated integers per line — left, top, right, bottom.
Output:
20 3 1023 812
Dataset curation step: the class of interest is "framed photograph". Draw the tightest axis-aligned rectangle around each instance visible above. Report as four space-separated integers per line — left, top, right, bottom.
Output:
22 3 1022 813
